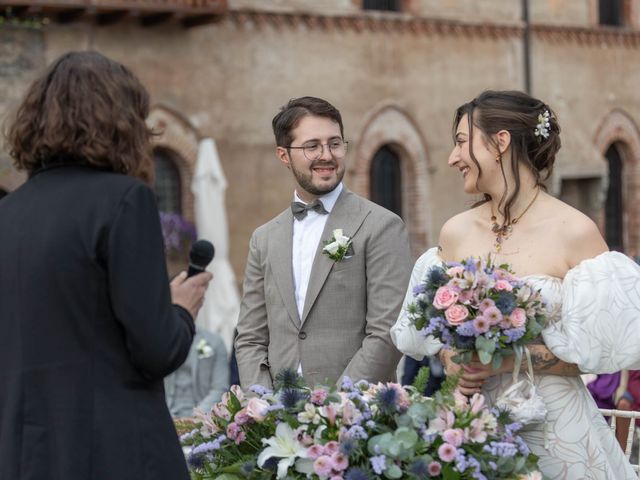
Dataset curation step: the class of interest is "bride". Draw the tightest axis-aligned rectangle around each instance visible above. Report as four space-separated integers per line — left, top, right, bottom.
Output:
391 90 640 479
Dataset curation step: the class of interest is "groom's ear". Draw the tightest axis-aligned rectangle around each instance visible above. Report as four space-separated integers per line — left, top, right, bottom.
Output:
276 146 291 168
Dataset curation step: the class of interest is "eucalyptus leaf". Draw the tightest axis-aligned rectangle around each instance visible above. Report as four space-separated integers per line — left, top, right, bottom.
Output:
491 352 504 370
384 464 403 479
478 349 492 365
475 336 496 354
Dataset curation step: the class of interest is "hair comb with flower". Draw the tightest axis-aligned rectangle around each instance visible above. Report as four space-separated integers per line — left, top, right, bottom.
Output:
534 109 551 139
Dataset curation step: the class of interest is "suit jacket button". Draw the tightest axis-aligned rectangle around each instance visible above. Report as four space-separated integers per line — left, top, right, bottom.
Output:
298 331 307 340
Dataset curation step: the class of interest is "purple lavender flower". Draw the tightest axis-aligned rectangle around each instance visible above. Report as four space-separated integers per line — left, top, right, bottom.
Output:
249 384 270 396
504 327 526 343
483 441 518 457
159 211 197 256
413 283 427 295
456 320 478 337
191 435 226 455
346 425 369 440
341 376 355 391
370 455 387 475
516 436 530 455
505 422 523 436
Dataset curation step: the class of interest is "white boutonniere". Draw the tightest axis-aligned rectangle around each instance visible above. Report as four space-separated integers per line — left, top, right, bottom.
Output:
196 338 213 359
322 228 353 262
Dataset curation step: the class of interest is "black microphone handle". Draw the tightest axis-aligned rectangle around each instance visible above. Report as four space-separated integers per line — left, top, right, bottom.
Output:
187 264 207 278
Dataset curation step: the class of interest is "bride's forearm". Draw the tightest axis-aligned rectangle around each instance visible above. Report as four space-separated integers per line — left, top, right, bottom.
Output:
525 344 581 376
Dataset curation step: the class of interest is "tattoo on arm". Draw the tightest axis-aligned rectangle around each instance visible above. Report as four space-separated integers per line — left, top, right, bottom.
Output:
527 346 581 376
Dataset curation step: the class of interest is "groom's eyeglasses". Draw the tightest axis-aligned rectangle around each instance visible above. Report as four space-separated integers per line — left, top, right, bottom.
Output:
287 139 348 161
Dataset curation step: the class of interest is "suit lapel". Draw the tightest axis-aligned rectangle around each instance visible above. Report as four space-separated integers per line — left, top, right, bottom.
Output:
301 189 369 325
268 209 300 327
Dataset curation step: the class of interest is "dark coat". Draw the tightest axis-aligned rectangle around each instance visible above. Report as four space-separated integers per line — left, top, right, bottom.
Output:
0 164 194 480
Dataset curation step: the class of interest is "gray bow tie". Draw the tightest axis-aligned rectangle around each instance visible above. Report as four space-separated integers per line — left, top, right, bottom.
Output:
291 199 328 220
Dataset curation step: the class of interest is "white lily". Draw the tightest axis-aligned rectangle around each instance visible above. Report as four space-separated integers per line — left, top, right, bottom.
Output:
257 422 308 479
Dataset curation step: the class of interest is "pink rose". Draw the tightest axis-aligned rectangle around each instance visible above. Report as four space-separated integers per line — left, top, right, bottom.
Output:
509 308 527 328
438 442 457 462
433 286 459 309
444 304 469 325
495 279 513 291
245 397 269 422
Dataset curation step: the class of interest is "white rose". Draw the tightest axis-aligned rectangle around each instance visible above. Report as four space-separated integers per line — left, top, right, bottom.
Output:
323 241 340 255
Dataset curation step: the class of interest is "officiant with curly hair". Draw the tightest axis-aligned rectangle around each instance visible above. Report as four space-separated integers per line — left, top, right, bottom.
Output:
0 51 212 480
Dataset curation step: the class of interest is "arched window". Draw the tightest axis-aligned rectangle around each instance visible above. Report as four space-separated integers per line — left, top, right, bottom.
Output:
605 143 624 251
153 147 182 214
363 0 401 11
369 145 402 218
599 0 624 26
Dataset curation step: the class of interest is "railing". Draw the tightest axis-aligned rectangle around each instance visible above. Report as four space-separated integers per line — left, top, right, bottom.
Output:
1 0 227 26
599 408 640 476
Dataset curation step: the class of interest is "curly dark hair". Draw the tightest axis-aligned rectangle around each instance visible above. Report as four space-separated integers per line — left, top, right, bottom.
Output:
452 90 561 227
6 50 153 183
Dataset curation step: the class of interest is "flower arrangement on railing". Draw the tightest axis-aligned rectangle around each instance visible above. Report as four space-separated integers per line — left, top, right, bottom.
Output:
159 211 197 260
180 369 541 479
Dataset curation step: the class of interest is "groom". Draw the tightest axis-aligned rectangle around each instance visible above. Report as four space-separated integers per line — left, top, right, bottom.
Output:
235 96 412 389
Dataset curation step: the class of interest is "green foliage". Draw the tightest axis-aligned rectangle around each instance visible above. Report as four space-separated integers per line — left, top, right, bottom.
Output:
0 7 49 29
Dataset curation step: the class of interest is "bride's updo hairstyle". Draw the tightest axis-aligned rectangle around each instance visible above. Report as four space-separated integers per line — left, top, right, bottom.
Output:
452 90 561 226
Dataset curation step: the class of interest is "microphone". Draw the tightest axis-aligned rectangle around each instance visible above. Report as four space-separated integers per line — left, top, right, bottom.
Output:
187 240 215 277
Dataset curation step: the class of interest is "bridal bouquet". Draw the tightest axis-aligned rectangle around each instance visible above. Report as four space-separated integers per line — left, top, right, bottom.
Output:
180 370 541 479
407 256 546 368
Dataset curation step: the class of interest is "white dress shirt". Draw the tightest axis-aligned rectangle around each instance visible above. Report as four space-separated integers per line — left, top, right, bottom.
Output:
292 183 343 320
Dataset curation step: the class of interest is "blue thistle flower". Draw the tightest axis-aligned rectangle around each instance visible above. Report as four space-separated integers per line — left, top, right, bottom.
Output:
280 388 307 409
239 460 255 477
408 458 429 477
339 437 358 456
345 467 371 480
454 332 476 350
187 452 206 471
427 266 448 287
495 292 517 315
274 368 304 390
376 385 399 415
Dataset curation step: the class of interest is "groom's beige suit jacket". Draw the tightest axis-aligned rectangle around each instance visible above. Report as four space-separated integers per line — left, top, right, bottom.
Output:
235 188 412 388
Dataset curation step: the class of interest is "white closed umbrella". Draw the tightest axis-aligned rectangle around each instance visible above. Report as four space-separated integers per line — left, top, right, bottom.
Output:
191 138 240 353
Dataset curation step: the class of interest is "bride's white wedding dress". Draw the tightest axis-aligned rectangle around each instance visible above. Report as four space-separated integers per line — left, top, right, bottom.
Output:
391 247 640 479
